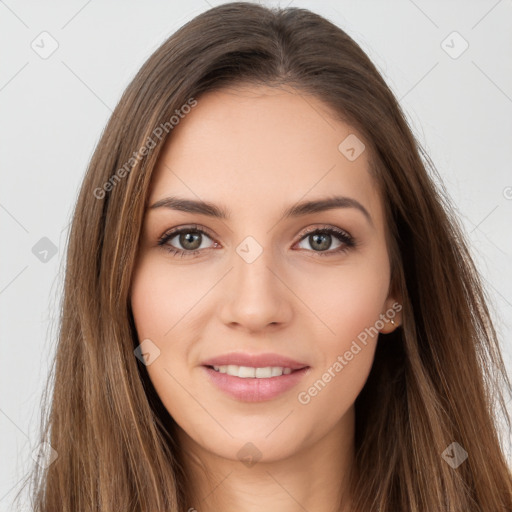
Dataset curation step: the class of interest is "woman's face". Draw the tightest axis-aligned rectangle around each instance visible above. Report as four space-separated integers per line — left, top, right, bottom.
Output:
130 84 399 463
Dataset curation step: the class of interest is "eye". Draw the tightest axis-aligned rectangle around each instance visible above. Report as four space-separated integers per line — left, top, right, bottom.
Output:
157 224 356 259
294 225 355 256
157 224 218 258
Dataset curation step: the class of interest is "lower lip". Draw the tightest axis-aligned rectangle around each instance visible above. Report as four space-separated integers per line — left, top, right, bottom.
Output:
202 366 310 402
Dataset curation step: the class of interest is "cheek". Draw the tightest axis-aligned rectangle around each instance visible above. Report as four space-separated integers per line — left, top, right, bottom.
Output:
129 254 216 385
293 252 390 394
130 255 211 341
130 258 200 421
297 254 391 346
294 265 388 423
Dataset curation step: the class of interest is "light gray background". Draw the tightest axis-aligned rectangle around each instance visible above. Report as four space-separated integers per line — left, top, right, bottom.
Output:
1 1 511 509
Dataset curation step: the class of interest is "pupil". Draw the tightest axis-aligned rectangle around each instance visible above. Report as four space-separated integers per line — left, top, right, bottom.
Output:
181 232 201 250
311 233 331 251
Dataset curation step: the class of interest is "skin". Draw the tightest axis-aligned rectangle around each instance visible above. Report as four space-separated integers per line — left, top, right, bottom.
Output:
130 84 401 512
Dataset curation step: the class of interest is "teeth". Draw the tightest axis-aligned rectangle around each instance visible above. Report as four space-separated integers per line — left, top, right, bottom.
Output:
211 365 294 378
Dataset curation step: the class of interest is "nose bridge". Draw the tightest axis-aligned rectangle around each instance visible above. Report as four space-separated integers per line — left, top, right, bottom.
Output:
232 234 280 302
218 234 292 331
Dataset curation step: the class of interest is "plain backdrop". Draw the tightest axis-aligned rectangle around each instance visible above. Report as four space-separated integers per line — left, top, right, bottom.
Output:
1 0 511 509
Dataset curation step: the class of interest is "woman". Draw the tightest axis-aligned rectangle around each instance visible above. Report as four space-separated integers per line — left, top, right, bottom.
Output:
25 2 512 511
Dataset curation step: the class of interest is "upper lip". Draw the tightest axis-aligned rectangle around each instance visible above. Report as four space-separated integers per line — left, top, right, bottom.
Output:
202 352 309 371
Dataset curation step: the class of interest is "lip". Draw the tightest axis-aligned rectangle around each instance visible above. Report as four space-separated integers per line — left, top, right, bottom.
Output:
201 352 310 402
201 352 308 371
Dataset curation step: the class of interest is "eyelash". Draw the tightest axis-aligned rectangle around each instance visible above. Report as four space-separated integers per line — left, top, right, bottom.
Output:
157 223 356 259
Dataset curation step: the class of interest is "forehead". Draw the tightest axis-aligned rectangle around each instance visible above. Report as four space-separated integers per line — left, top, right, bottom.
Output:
148 85 383 226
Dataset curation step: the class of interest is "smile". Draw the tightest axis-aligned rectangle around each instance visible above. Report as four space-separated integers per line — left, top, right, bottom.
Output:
210 365 293 378
203 365 310 402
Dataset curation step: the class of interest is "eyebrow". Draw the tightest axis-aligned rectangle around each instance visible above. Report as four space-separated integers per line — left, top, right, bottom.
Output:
148 195 373 227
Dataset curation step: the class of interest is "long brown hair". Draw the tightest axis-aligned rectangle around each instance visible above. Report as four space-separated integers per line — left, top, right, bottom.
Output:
20 2 512 510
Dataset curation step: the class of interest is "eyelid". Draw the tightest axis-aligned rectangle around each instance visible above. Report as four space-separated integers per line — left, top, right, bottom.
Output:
158 223 217 244
296 224 352 241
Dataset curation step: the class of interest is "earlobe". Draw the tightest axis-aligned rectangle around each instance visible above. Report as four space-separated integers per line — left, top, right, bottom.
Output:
379 319 399 335
378 296 402 334
389 316 401 331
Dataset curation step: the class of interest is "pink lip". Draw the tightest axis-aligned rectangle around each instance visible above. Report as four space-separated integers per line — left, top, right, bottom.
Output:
201 352 308 370
201 352 310 402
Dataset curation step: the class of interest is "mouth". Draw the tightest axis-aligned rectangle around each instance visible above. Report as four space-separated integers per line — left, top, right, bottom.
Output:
201 362 310 402
206 364 307 378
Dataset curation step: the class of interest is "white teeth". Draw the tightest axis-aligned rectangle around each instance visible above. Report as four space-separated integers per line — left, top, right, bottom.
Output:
238 366 255 378
255 367 271 378
271 367 282 377
211 365 294 378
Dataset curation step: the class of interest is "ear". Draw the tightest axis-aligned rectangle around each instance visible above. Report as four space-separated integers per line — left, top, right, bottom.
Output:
378 293 403 334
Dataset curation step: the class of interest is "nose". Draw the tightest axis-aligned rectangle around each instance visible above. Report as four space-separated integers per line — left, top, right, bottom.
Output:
218 245 293 334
